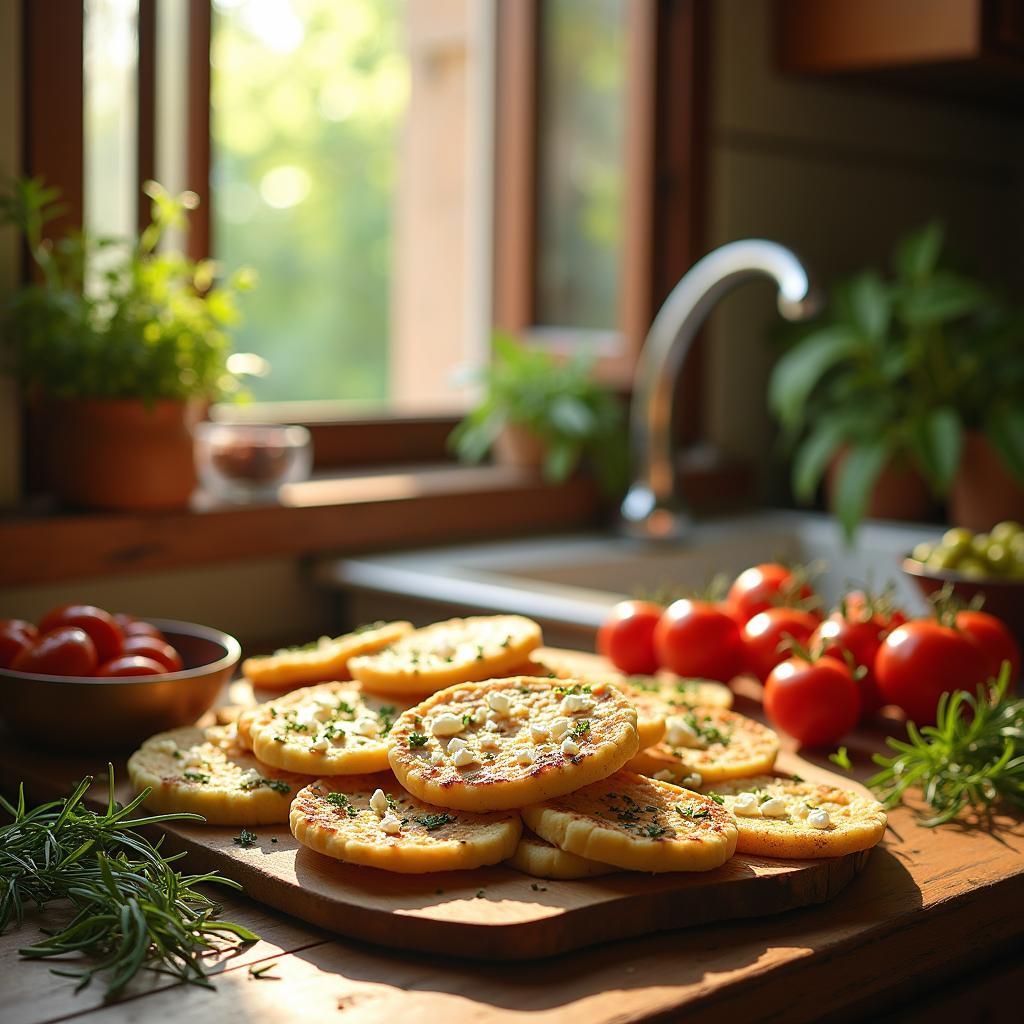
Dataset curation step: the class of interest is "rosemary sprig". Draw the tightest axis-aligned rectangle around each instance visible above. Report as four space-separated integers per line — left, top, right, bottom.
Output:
868 662 1024 826
0 765 258 998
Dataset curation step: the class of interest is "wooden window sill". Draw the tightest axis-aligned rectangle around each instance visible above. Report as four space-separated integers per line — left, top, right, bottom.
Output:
0 465 601 587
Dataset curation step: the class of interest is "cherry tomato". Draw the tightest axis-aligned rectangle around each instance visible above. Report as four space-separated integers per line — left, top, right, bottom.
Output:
653 599 745 683
842 590 908 631
875 621 989 725
953 610 1021 682
96 655 168 677
741 607 820 682
122 620 166 641
764 655 861 747
38 604 124 662
811 613 886 718
598 601 662 675
120 635 184 673
10 627 98 676
727 563 816 624
0 619 39 668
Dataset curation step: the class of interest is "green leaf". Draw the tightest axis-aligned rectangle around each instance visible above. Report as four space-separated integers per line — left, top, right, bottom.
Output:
847 271 891 343
543 440 580 483
894 221 944 283
985 405 1024 483
768 325 859 433
831 441 890 542
791 417 851 504
907 407 963 496
899 271 988 327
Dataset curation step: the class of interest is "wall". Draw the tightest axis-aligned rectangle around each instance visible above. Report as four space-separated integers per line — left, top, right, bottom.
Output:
701 0 1024 501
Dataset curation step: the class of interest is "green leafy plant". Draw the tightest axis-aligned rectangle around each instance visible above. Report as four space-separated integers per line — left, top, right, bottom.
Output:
769 222 1024 538
449 334 629 495
1 177 255 403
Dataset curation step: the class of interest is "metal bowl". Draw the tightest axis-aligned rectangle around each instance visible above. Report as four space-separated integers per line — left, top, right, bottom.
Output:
0 618 240 751
902 557 1024 648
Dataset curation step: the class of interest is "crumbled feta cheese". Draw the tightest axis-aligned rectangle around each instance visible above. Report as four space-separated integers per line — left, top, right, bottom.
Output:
472 707 488 726
486 709 502 723
516 749 534 766
480 735 500 752
151 739 178 756
484 719 502 732
431 750 445 767
487 691 512 716
380 813 402 835
561 737 580 758
369 788 389 817
431 713 465 737
183 752 206 769
760 796 789 818
653 769 675 782
560 693 593 715
309 736 329 753
530 722 549 743
447 736 469 754
549 717 571 740
733 792 761 817
313 705 334 722
352 717 378 737
452 747 479 768
807 808 832 829
664 715 706 750
681 772 703 788
238 768 261 786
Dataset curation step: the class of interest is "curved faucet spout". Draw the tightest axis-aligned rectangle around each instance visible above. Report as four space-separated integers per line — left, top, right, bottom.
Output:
621 239 819 540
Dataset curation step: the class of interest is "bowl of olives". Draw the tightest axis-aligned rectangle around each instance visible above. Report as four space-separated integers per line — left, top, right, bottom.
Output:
903 521 1024 645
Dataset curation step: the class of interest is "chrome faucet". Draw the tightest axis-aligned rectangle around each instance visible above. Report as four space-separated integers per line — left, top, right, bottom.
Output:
620 239 819 540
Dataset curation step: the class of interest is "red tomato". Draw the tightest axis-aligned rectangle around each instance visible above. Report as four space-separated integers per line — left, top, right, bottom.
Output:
0 619 39 668
10 627 98 676
811 613 886 718
597 601 662 675
875 621 989 725
764 655 861 747
653 600 745 683
122 620 166 641
841 590 908 631
96 655 168 677
121 635 184 672
38 604 124 662
741 607 820 682
953 610 1021 682
727 563 816 624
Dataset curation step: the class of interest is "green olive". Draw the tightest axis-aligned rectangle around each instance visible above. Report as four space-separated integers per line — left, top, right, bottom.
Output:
957 557 991 579
926 546 962 571
941 527 974 553
969 533 991 558
991 520 1024 545
984 543 1012 573
911 542 934 563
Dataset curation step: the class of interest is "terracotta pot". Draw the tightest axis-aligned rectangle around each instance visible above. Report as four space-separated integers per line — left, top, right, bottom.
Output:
47 398 203 511
950 430 1024 532
493 423 547 471
826 449 933 523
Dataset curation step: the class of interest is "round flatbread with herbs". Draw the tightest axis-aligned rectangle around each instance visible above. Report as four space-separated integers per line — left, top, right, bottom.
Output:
626 707 778 787
619 675 734 712
522 770 737 873
506 829 616 880
708 775 887 859
128 725 311 825
289 774 522 873
243 682 410 775
348 615 543 697
242 621 413 691
388 676 639 812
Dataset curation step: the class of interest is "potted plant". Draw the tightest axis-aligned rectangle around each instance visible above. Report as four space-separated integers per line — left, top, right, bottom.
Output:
449 334 628 495
1 178 254 511
768 221 1024 538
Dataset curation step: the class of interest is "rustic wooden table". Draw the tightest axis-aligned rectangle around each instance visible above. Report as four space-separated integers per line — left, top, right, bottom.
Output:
2 689 1023 1023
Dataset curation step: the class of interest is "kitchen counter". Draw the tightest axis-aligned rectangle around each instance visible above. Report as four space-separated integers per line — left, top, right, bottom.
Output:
3 694 1023 1024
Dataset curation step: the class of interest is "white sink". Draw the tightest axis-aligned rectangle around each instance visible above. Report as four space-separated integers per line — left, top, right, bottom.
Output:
315 511 938 646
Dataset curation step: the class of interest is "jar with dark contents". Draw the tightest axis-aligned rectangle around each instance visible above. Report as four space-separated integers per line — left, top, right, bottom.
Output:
194 423 312 503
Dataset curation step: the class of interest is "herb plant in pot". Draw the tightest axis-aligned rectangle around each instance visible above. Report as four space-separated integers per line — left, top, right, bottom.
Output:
769 221 1024 538
1 179 254 511
449 334 628 495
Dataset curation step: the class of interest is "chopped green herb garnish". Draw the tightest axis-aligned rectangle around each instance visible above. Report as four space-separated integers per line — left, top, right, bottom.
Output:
326 793 358 817
829 746 852 772
708 792 725 805
475 888 485 898
378 706 397 735
500 635 512 648
676 805 710 820
408 732 429 748
530 882 547 892
554 684 592 696
645 824 667 838
416 813 455 831
571 720 591 739
476 644 485 660
183 772 209 784
462 713 473 727
233 829 258 847
337 700 355 716
240 777 291 795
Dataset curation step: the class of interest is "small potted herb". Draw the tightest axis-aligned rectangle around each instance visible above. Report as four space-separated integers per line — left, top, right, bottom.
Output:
449 334 628 495
1 178 255 511
769 221 1024 537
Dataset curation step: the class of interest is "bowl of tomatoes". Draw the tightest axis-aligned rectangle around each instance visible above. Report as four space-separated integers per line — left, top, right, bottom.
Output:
0 605 240 750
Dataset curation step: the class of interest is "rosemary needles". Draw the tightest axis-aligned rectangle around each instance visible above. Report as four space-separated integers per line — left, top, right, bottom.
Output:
868 662 1024 826
0 765 258 998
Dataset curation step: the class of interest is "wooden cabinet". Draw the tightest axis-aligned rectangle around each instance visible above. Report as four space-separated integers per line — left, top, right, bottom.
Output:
779 0 1024 103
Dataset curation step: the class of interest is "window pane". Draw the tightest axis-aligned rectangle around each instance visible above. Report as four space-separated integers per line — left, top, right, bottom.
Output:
534 0 628 331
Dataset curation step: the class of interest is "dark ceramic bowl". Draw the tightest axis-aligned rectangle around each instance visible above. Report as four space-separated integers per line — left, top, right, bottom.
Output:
0 618 240 750
902 557 1024 648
